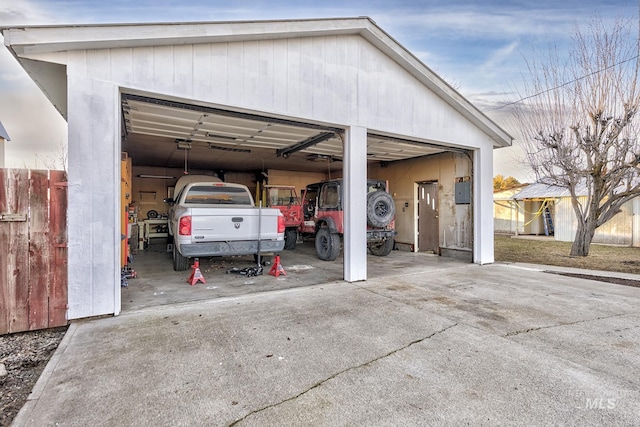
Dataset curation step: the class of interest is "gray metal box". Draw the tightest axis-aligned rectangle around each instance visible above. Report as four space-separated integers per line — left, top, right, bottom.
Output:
455 181 471 204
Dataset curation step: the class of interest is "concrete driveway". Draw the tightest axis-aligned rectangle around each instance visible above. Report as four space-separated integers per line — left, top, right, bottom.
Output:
13 260 640 426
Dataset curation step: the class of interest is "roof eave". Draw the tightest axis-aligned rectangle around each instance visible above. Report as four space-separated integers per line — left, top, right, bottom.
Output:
0 120 10 140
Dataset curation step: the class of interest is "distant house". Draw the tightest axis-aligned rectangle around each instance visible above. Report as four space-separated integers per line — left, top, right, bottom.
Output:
494 182 640 247
0 120 9 168
493 184 528 235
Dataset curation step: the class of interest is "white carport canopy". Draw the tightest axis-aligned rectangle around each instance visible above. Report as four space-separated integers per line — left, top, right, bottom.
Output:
2 17 512 320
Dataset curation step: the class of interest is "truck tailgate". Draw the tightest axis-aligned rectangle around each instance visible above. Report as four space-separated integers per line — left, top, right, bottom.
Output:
189 207 281 242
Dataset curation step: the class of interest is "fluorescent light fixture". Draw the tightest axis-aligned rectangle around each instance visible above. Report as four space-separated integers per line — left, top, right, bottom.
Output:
208 143 251 153
206 132 239 141
138 175 176 179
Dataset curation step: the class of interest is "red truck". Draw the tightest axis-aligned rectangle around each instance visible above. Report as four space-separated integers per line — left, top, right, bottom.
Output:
261 185 303 250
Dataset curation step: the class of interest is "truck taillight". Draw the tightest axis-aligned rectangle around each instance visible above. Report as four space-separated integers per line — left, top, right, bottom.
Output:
179 216 192 236
277 215 285 233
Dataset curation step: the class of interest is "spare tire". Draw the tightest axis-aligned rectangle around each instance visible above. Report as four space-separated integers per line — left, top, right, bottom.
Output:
367 191 395 227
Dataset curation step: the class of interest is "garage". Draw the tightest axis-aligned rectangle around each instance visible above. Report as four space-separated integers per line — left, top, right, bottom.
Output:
2 17 511 320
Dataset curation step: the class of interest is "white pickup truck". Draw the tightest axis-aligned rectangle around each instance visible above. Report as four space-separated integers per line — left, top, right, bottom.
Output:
167 178 285 271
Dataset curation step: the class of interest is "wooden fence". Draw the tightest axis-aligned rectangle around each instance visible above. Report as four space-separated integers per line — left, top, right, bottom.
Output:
0 169 68 334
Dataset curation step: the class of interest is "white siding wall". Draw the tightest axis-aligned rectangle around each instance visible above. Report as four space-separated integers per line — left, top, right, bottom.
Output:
87 37 495 148
555 196 637 246
62 34 497 318
0 138 5 168
66 58 121 319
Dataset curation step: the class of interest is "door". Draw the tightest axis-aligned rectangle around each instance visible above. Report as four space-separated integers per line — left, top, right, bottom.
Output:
418 182 439 253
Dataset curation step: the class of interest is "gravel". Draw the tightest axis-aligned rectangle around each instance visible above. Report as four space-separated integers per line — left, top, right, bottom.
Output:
0 326 67 427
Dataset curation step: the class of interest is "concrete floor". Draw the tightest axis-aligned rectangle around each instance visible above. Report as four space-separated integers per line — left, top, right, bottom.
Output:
15 254 640 426
122 239 460 312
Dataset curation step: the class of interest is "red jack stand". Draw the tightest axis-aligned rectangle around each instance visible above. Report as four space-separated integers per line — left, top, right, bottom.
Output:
269 254 287 277
187 258 207 286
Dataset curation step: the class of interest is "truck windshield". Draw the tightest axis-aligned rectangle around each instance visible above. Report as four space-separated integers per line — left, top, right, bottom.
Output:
185 186 253 205
269 188 299 206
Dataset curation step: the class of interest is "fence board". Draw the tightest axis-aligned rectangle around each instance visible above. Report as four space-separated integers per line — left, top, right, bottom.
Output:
28 170 50 330
0 169 8 334
0 169 68 334
1 169 30 333
49 170 68 327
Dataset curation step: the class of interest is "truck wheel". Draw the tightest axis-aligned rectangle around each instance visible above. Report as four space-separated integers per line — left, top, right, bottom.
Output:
284 228 297 250
172 244 190 271
315 227 341 261
367 191 395 227
368 238 394 256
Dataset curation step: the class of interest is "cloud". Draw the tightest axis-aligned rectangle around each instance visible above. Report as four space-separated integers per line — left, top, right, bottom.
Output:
0 0 62 25
479 41 521 71
0 89 67 168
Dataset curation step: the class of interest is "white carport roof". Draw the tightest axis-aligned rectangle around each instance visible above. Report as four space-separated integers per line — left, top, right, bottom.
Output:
513 182 581 199
2 18 513 173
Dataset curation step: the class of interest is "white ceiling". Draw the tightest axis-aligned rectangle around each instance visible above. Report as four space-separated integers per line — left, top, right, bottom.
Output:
121 94 452 174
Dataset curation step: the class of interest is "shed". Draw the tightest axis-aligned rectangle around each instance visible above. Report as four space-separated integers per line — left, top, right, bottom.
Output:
494 182 640 246
3 17 512 320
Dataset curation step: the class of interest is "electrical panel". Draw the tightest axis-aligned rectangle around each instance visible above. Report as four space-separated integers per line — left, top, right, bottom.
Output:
455 181 471 204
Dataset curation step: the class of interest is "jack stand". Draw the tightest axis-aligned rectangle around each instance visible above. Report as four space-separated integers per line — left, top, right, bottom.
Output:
269 254 287 277
121 266 137 287
187 258 207 286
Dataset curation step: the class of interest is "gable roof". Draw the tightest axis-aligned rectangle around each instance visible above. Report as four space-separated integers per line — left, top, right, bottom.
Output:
2 17 512 149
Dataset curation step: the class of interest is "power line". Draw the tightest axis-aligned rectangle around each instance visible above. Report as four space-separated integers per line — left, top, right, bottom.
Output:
483 53 640 112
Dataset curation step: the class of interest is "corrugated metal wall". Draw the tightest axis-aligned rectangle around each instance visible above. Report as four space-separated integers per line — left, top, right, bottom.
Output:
554 196 636 246
555 198 575 242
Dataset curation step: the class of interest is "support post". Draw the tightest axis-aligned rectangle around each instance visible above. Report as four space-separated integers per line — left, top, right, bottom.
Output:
473 146 494 264
343 126 368 282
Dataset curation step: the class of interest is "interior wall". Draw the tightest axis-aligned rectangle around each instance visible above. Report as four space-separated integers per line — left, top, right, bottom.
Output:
130 165 220 219
368 151 472 252
266 169 329 191
128 165 330 217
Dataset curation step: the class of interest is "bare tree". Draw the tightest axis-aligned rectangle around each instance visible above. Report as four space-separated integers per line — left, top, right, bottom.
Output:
34 139 67 172
513 16 640 256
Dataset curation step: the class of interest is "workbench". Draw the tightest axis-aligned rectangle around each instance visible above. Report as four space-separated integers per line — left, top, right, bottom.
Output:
139 219 169 249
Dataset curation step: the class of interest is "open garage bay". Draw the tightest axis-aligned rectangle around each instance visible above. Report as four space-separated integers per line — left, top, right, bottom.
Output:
121 240 462 312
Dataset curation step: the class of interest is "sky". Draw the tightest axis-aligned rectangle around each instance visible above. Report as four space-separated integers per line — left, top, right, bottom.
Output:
0 0 637 181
